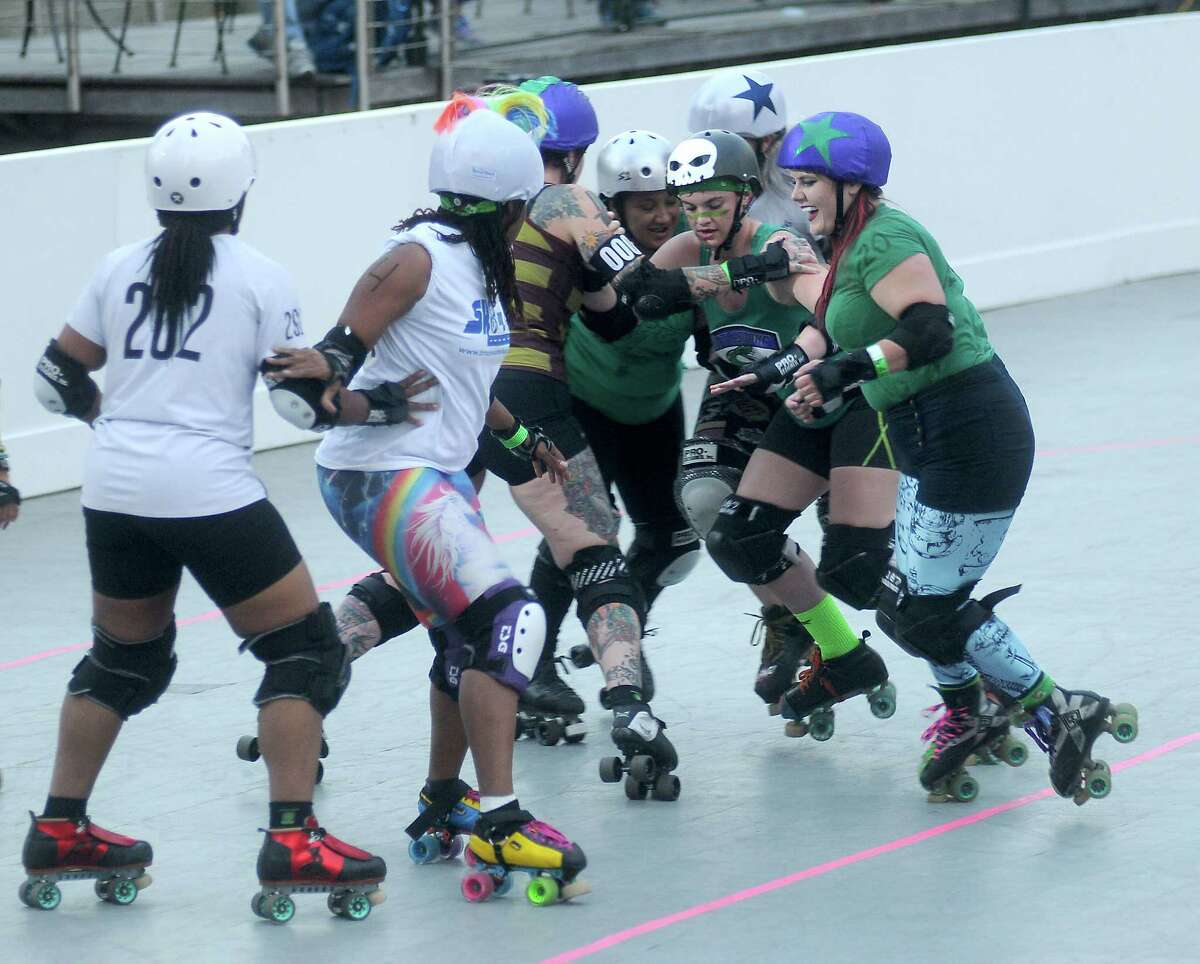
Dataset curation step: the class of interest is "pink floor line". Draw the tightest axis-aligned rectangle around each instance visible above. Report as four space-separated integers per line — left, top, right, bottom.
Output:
0 524 542 673
541 732 1200 964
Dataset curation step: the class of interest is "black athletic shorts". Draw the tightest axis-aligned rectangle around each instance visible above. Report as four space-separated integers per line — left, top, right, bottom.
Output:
757 391 897 479
84 499 303 609
884 355 1035 512
476 369 590 486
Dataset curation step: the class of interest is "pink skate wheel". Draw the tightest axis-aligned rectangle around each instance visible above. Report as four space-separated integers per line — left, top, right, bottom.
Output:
461 871 495 903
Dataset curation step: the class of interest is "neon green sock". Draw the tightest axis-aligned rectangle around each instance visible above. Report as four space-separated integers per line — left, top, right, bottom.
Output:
1018 673 1055 710
795 595 860 660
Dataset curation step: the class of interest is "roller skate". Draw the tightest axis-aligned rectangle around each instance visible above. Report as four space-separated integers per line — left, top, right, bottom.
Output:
570 643 656 708
461 805 588 906
779 635 896 740
919 679 1027 803
236 731 329 784
515 658 587 745
599 688 680 801
1023 684 1138 805
751 605 815 711
404 779 480 864
252 816 386 923
967 688 1030 766
19 813 152 910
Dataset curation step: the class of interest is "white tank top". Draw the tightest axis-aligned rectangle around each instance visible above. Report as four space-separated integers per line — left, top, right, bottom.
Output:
69 235 306 517
316 222 510 475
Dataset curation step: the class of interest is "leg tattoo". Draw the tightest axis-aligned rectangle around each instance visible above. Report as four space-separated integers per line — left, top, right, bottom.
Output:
335 595 382 662
588 602 643 689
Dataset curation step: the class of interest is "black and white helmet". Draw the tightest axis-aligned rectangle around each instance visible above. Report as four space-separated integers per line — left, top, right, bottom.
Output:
666 130 762 196
687 69 787 139
595 130 673 202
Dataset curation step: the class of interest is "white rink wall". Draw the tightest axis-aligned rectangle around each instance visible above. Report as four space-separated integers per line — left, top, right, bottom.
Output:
3 14 1198 498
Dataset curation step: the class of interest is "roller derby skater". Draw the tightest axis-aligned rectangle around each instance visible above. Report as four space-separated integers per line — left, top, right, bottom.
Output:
751 604 815 711
783 111 1133 802
23 112 386 918
272 99 587 903
598 685 680 801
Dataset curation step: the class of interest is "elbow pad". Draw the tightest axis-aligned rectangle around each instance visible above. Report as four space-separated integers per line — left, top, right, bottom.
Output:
265 373 340 431
579 296 638 342
582 234 642 292
890 303 955 368
35 339 99 419
314 324 370 384
619 260 693 319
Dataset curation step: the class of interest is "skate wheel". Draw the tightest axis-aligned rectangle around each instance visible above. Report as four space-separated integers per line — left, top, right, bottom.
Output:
461 871 495 903
538 720 563 746
327 892 344 916
810 710 835 742
599 756 623 783
869 682 897 720
264 893 295 923
1108 704 1138 744
251 893 267 919
30 881 61 911
319 735 330 759
628 755 656 784
564 730 586 745
967 747 999 766
999 735 1028 768
18 880 41 909
315 760 325 785
526 875 560 906
651 772 681 802
464 846 480 868
341 892 372 921
96 876 138 905
1083 761 1112 801
493 873 513 897
560 879 591 901
445 835 466 860
624 774 649 801
236 734 260 763
568 644 594 669
949 771 979 803
514 717 526 740
408 834 440 865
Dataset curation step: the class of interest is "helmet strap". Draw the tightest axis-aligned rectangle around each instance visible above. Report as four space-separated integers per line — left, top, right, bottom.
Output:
717 193 746 260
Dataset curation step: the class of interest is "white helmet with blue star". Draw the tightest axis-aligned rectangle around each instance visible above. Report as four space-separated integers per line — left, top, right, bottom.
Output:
687 68 787 139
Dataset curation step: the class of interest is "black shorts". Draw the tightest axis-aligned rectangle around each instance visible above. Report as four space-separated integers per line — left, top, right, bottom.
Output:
571 393 689 531
757 392 897 480
477 369 590 486
692 371 780 456
884 356 1035 512
84 499 303 609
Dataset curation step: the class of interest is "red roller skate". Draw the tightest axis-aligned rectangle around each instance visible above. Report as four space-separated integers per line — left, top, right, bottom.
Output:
19 813 152 911
253 816 386 923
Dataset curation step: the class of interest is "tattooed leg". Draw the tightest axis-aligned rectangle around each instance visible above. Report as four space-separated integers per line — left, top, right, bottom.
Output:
588 602 643 691
335 593 383 662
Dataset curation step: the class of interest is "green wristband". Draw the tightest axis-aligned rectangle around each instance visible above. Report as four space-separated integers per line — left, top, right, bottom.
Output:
499 424 529 450
866 344 889 378
720 262 732 284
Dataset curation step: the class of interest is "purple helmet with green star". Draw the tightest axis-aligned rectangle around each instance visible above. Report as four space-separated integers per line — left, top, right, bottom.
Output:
778 112 891 187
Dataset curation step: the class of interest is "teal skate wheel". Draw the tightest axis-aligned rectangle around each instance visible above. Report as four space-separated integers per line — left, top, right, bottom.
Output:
599 757 623 783
1085 761 1112 800
526 876 560 906
18 880 39 909
1000 736 1028 768
949 771 979 803
494 874 513 897
327 892 344 916
624 775 649 801
1109 704 1138 744
409 834 440 865
265 894 295 923
628 755 656 783
235 735 260 763
30 881 61 911
251 893 267 918
810 710 835 742
869 683 897 719
341 892 372 921
461 871 495 903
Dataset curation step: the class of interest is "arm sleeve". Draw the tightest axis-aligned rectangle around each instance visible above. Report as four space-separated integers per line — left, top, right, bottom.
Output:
855 219 932 293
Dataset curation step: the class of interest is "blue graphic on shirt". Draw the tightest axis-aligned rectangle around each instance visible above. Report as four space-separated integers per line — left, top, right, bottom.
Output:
463 300 510 347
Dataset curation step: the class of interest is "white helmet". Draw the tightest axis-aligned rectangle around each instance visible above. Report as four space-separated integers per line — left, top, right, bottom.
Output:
687 69 787 139
429 109 543 204
596 130 672 200
145 111 255 212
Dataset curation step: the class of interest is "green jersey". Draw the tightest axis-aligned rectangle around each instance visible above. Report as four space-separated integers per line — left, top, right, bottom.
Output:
825 205 994 411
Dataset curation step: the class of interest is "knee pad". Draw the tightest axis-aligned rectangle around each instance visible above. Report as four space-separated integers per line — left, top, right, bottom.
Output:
706 496 799 586
347 570 419 646
566 544 647 629
627 525 702 608
454 581 544 694
428 626 464 700
243 603 349 717
875 571 1020 665
816 523 894 610
68 622 178 720
674 436 749 538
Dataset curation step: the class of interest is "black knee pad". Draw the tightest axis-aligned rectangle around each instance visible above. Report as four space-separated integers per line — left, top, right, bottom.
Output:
427 627 461 701
706 496 799 586
453 583 544 693
817 523 894 610
68 622 178 720
627 524 702 610
243 603 349 717
348 570 419 646
566 545 646 630
875 571 1020 665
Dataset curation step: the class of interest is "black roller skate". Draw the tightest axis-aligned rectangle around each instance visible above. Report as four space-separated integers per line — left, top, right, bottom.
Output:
252 816 386 923
570 643 655 709
967 687 1031 767
751 605 815 712
599 689 680 801
236 731 329 784
779 635 896 740
1023 685 1138 805
919 679 1027 803
515 658 587 746
20 813 152 911
462 806 588 906
405 779 480 864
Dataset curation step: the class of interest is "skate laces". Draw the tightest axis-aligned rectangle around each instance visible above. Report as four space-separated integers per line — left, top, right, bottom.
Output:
525 820 569 848
792 648 825 694
921 704 970 758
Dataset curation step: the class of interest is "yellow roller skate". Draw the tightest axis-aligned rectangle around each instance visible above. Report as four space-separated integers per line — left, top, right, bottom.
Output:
461 806 588 907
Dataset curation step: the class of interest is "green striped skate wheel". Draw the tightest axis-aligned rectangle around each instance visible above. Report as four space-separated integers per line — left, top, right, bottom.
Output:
264 894 295 923
95 877 138 905
22 880 61 911
526 876 560 906
1109 704 1138 744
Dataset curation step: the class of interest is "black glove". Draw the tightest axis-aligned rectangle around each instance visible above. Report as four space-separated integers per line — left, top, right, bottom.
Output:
491 418 557 470
741 344 810 396
808 349 876 399
723 240 791 292
0 481 20 508
361 382 411 426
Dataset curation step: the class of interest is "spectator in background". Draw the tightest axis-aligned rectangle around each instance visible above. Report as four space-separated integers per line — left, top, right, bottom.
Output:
248 0 318 77
0 389 20 529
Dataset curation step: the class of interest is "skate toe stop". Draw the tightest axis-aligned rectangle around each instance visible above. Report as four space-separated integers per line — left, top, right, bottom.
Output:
561 880 591 900
135 874 153 890
367 889 386 906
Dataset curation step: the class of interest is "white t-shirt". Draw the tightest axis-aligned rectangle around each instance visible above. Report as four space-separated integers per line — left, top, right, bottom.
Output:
316 222 509 475
70 234 306 517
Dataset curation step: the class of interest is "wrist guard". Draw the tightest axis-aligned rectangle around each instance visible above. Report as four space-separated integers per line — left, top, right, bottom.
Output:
361 382 412 426
619 260 693 319
492 418 554 466
743 344 810 395
583 233 641 292
810 349 877 398
723 240 790 292
314 325 370 385
0 480 20 508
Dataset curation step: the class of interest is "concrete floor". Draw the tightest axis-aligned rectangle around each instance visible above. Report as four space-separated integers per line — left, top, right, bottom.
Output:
1 273 1197 962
